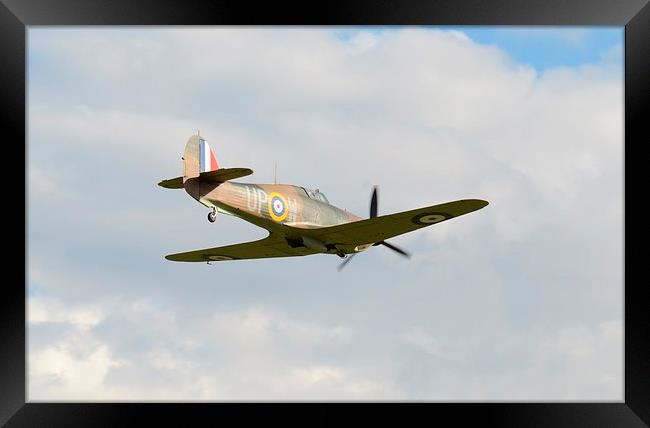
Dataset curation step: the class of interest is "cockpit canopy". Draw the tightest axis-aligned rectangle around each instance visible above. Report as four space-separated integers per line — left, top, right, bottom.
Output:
302 187 329 204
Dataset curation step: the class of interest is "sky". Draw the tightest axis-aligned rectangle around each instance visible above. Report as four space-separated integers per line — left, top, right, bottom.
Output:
27 27 623 401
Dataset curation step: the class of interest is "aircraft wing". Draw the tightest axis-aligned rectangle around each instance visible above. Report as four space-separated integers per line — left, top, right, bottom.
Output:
304 199 488 246
165 232 318 262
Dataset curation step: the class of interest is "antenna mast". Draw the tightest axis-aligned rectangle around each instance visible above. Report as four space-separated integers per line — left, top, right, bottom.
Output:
274 161 277 184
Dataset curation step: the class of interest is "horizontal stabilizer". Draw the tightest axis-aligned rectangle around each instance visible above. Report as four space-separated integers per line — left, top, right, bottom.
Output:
158 167 253 189
158 176 184 189
199 167 253 183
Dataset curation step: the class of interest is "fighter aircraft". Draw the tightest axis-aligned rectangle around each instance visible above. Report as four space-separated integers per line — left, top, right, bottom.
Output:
159 134 489 269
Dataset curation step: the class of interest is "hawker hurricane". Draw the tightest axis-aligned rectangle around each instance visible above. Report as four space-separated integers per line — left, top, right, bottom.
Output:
159 134 488 269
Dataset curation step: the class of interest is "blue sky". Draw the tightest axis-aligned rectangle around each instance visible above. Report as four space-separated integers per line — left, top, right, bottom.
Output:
332 26 622 70
27 27 623 400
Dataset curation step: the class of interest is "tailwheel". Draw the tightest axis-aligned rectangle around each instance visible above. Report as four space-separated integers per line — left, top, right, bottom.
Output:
208 209 217 223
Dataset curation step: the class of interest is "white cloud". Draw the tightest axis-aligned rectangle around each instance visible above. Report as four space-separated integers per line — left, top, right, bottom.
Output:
29 297 105 331
28 297 384 400
346 31 378 54
27 27 622 400
29 326 124 400
532 320 623 399
401 328 444 357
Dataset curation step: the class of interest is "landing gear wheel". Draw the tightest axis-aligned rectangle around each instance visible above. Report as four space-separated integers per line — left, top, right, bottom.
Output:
208 210 217 223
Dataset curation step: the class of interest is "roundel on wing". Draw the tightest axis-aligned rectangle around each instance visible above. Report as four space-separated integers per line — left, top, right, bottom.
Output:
411 212 452 225
203 254 237 261
268 192 289 222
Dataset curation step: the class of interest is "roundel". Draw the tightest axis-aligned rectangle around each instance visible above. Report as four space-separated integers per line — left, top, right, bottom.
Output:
204 255 236 261
268 192 289 222
411 212 451 225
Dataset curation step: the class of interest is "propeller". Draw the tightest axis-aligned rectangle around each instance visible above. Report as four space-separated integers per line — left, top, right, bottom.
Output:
370 185 378 218
338 186 411 270
377 240 410 258
337 253 356 271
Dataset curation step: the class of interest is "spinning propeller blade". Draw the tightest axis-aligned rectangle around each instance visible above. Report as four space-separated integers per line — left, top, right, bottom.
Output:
337 253 357 271
370 186 378 219
379 240 410 258
338 185 411 270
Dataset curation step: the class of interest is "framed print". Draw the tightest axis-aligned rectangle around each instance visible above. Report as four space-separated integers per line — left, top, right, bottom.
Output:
3 0 648 425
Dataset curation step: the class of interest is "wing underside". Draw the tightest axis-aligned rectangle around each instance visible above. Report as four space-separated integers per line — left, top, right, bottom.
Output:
165 232 318 262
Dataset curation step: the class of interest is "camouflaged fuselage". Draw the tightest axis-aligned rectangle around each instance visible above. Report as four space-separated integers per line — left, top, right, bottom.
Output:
185 179 363 234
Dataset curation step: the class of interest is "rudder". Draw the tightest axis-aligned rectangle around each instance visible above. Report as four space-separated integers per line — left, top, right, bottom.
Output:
183 134 219 182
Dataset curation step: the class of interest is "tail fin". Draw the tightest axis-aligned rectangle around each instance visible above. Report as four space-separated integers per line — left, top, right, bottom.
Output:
158 134 254 201
183 134 219 181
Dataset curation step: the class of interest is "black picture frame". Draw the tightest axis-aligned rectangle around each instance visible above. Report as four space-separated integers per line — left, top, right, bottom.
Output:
3 0 648 426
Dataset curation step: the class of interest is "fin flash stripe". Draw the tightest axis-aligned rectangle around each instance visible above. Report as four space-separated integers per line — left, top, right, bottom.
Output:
199 138 219 172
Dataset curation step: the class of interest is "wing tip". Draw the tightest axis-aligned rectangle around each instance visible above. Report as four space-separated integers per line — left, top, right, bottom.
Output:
463 198 489 209
158 177 184 189
164 253 207 262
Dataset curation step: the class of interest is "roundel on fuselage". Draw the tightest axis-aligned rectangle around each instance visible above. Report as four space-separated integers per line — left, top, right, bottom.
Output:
268 192 289 222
